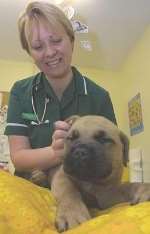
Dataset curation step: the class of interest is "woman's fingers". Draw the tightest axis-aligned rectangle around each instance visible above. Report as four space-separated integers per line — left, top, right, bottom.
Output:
54 121 70 131
52 121 70 150
52 129 68 141
52 138 65 150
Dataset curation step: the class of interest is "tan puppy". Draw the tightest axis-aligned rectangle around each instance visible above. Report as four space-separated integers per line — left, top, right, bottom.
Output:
30 116 150 232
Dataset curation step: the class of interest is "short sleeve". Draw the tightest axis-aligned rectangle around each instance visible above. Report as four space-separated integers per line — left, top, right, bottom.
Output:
4 82 29 136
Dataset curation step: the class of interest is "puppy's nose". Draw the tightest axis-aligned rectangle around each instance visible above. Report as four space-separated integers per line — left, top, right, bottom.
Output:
64 142 102 179
72 148 89 161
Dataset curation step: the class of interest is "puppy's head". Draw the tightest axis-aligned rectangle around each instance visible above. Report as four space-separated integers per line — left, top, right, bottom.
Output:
63 115 129 184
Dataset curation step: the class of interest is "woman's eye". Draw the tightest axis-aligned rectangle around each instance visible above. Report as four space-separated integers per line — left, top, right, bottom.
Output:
51 38 62 44
32 45 43 51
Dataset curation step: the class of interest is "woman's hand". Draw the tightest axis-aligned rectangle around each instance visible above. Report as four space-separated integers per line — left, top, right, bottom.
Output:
51 121 70 160
8 121 71 171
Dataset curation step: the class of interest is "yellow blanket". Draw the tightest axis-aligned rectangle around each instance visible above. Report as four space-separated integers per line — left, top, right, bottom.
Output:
0 171 150 234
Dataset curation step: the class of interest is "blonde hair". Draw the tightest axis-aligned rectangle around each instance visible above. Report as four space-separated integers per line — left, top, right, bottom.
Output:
18 1 75 53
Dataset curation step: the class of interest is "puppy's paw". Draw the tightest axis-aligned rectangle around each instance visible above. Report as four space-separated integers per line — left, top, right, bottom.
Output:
130 183 150 205
55 201 91 232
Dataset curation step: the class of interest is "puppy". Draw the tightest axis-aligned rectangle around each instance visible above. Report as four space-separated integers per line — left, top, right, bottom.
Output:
30 115 150 232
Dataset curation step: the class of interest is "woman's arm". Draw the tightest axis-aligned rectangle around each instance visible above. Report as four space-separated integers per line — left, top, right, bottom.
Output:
8 121 70 171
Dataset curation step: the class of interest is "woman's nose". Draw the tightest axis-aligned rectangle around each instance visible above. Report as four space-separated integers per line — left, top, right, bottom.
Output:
44 44 57 57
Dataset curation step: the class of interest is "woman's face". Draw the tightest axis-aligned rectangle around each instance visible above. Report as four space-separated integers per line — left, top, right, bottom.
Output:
27 19 74 79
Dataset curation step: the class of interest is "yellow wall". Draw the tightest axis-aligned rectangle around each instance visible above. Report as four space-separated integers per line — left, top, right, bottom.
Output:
0 60 35 91
115 26 150 182
119 26 150 137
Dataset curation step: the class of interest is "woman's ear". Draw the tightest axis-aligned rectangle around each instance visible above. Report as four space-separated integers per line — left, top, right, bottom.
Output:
119 131 130 167
65 115 80 126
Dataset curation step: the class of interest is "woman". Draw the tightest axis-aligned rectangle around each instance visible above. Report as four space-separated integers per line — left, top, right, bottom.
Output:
5 1 116 182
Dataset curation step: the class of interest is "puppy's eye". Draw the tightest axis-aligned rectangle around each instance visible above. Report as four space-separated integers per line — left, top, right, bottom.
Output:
94 131 114 144
96 137 114 144
66 129 79 141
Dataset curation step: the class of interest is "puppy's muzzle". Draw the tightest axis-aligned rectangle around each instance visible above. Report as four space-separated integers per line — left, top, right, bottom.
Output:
64 141 112 182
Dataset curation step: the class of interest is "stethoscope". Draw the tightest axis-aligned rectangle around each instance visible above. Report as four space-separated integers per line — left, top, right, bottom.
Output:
31 75 88 125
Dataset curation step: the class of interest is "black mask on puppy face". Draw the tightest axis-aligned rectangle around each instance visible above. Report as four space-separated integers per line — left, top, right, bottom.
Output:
63 129 113 182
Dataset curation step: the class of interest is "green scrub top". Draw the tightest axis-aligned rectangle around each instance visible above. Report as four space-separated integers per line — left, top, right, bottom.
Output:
5 67 116 149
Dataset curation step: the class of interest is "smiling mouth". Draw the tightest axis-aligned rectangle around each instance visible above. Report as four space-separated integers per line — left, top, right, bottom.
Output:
46 58 61 67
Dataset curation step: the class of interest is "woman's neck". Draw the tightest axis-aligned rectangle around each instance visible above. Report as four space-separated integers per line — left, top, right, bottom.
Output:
46 68 73 100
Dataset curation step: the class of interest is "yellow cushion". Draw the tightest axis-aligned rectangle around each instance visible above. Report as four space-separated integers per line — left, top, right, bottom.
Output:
0 170 150 234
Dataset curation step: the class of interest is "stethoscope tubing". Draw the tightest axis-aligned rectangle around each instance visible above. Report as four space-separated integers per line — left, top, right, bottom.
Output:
31 75 87 125
31 94 49 125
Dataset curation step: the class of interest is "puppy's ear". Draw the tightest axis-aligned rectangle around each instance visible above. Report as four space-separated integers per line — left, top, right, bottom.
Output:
65 115 80 126
119 131 129 167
